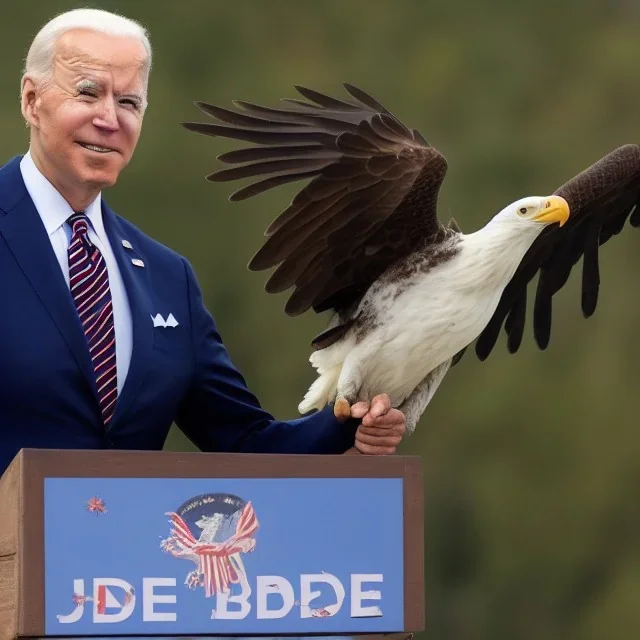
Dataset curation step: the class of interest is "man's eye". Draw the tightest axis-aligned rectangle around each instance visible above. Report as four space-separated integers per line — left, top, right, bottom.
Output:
79 88 97 97
120 98 139 109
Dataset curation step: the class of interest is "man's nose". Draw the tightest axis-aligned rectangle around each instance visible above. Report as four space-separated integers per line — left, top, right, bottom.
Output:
92 98 120 131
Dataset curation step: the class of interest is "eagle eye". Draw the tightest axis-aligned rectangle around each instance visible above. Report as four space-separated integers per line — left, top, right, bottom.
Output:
519 207 528 214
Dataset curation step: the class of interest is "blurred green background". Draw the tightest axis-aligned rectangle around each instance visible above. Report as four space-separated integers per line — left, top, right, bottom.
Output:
4 1 640 637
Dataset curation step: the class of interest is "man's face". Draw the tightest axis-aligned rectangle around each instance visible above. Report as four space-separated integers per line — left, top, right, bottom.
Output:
22 28 147 198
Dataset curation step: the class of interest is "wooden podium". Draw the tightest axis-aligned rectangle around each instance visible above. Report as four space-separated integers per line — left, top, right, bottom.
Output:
0 448 424 639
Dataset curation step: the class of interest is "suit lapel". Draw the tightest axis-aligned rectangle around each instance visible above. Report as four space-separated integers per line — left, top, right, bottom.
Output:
0 158 100 404
102 204 155 426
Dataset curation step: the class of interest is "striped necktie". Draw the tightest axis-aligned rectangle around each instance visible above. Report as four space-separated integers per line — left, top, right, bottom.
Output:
67 213 118 425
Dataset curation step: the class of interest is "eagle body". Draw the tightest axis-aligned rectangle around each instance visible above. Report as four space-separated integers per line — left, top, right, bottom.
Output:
299 213 549 427
185 83 640 435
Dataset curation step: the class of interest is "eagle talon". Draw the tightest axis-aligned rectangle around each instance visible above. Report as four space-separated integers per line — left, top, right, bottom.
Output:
333 398 351 422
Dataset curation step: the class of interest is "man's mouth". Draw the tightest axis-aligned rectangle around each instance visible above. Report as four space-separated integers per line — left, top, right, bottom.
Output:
77 142 115 154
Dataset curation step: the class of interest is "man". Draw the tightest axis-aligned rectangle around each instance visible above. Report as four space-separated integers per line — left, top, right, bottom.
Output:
0 8 406 475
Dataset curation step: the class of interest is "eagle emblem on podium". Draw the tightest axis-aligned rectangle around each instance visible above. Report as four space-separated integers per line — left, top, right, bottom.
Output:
161 492 259 597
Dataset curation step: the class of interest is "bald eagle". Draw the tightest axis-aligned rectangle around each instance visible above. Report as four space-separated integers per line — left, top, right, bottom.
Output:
183 84 640 433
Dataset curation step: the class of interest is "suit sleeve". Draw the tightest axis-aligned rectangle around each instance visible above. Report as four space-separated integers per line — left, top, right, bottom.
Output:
175 259 358 454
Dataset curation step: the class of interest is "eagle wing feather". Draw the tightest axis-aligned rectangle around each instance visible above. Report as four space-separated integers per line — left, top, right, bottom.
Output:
183 83 450 317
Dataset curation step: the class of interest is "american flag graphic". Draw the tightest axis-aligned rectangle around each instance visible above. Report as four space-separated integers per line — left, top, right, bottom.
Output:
162 501 258 597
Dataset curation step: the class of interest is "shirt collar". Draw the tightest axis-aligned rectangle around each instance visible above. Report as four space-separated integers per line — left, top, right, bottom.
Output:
19 149 104 238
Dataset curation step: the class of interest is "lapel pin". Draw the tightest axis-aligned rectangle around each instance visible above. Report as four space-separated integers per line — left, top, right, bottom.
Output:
131 258 145 268
122 240 133 250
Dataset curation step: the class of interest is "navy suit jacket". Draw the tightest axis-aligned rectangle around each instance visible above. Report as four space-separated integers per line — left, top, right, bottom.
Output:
0 156 356 474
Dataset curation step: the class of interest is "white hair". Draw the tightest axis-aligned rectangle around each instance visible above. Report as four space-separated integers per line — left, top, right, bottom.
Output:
22 8 152 94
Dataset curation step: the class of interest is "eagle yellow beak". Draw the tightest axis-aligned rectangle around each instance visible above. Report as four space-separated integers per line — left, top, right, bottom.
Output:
533 195 570 227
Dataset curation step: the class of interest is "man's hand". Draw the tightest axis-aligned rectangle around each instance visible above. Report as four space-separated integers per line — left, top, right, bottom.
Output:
347 393 406 455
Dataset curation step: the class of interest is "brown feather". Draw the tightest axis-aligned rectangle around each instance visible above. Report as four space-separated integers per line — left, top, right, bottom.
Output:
249 191 367 270
264 189 348 237
183 121 336 146
226 170 321 201
265 241 325 293
195 101 278 128
208 158 334 182
218 144 332 164
311 321 354 350
294 85 362 110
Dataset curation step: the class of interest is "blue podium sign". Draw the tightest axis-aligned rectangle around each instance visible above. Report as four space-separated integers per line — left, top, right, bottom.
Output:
43 477 404 636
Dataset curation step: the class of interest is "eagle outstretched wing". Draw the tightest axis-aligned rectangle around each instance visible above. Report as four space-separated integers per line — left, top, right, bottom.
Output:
476 144 640 360
182 83 451 317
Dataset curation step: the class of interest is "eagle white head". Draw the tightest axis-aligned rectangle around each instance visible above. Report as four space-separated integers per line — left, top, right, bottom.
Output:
457 194 572 303
491 195 570 229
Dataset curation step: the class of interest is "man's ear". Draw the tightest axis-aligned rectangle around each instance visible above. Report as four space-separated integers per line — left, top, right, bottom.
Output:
21 77 40 129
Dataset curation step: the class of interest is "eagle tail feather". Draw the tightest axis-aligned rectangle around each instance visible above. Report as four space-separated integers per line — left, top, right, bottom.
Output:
298 365 342 415
299 335 356 414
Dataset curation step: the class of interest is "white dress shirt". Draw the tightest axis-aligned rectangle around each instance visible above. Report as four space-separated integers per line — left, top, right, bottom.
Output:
20 151 132 394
